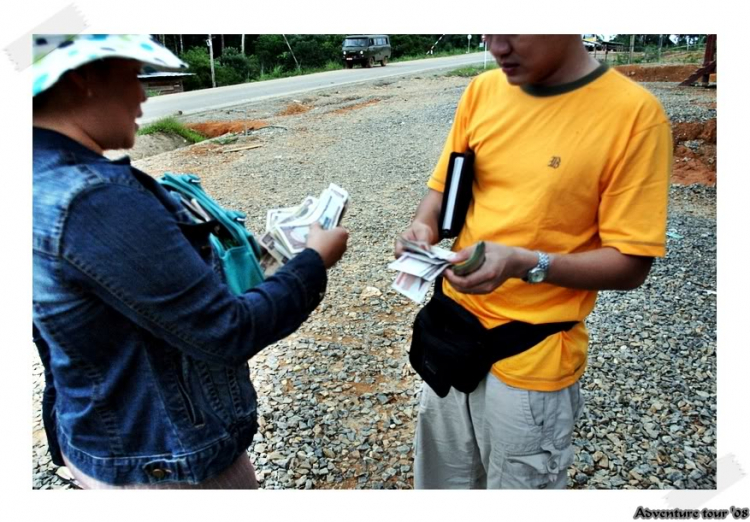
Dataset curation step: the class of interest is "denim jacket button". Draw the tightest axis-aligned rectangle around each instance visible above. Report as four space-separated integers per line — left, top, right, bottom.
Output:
151 468 166 479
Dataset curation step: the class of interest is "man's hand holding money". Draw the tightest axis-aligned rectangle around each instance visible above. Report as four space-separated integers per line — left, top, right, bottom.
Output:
394 221 436 258
444 242 535 294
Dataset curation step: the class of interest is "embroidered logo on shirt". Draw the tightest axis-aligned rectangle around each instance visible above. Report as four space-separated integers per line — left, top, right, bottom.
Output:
548 156 562 169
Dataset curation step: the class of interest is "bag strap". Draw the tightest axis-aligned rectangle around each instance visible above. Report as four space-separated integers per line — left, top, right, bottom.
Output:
430 278 577 363
160 173 262 259
484 320 578 363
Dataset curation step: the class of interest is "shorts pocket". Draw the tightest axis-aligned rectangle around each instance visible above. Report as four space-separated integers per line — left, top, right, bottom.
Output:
522 388 545 429
501 452 553 489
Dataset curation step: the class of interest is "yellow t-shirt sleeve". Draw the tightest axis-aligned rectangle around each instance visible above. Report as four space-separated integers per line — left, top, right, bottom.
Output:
427 84 474 193
598 120 672 258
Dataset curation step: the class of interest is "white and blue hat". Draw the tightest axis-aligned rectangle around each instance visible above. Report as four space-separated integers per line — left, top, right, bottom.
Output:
33 34 188 97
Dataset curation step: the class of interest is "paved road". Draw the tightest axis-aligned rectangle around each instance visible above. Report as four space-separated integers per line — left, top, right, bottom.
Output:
140 52 490 123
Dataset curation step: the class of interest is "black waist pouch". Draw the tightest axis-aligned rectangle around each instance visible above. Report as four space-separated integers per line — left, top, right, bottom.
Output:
409 281 577 398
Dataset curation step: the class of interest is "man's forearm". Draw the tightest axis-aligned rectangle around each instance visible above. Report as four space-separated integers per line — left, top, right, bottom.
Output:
510 246 654 291
412 189 443 241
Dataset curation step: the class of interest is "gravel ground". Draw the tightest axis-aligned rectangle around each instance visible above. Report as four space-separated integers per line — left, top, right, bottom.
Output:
32 70 717 490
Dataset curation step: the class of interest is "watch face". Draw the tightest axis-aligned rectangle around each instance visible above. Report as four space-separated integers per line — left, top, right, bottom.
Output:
528 268 546 283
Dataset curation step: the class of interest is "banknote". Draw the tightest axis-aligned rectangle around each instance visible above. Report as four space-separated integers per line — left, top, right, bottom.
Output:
274 187 347 254
266 205 301 232
259 251 282 277
259 231 291 265
262 184 349 263
451 241 486 277
277 196 318 226
391 271 431 303
397 237 457 262
389 239 485 303
388 253 446 278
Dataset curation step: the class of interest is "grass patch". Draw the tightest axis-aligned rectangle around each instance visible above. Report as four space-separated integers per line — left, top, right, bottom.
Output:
392 48 484 63
253 61 340 82
137 117 206 143
445 62 498 77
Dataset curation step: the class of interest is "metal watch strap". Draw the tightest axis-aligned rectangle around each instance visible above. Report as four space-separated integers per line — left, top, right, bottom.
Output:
537 251 550 272
523 251 550 283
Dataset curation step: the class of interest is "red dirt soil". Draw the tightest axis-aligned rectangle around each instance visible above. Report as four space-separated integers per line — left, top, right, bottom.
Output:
612 64 719 186
615 64 717 83
332 99 381 114
277 102 313 116
185 120 268 138
670 119 716 186
672 120 716 143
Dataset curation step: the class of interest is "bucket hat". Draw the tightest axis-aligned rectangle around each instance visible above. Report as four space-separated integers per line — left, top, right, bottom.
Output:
33 34 188 96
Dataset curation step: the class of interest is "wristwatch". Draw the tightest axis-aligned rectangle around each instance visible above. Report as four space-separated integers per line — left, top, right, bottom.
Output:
524 251 550 284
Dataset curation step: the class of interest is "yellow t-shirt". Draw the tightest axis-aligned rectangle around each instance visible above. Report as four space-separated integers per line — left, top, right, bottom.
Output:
427 65 672 392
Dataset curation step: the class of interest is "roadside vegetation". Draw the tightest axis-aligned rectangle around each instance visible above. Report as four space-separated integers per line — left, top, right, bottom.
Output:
137 117 206 143
392 48 480 64
445 61 499 77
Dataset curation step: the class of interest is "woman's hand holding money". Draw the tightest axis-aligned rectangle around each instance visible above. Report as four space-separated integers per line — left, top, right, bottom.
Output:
306 222 349 269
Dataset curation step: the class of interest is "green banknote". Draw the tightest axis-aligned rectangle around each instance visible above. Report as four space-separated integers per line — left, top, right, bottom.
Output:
451 241 486 276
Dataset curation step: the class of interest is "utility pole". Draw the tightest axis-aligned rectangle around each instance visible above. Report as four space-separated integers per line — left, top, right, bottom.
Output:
179 34 183 55
482 34 487 68
241 34 245 55
658 34 663 62
629 34 635 64
282 34 300 71
207 34 216 88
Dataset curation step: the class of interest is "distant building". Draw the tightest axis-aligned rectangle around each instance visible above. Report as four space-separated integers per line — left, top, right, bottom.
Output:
138 71 194 96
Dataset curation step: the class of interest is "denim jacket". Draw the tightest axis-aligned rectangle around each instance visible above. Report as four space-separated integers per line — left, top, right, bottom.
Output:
32 128 327 485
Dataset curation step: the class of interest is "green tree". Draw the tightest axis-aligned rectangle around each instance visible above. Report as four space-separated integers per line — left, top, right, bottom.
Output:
214 65 243 86
180 47 212 90
255 34 287 74
219 47 251 81
287 34 343 68
390 35 443 58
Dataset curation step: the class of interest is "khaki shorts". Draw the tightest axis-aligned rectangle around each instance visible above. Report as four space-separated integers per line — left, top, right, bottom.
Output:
413 373 584 489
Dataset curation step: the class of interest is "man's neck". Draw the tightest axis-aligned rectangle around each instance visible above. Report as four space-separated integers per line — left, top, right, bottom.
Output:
535 48 601 87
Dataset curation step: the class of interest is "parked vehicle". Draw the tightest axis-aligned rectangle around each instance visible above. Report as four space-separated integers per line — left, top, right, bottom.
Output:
342 35 391 68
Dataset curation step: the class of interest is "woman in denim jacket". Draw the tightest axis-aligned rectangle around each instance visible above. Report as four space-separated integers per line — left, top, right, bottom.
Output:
32 34 348 489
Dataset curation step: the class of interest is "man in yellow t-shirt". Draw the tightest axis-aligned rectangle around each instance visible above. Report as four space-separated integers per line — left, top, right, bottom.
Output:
397 35 671 489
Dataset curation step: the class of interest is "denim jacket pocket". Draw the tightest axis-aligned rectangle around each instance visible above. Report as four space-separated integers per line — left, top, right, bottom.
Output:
174 355 205 427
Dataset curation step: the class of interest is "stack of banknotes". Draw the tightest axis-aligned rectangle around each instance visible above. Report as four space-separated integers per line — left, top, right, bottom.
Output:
389 239 486 303
259 183 349 275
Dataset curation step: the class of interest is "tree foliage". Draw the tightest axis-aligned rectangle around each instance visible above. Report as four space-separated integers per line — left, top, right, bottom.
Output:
608 34 707 49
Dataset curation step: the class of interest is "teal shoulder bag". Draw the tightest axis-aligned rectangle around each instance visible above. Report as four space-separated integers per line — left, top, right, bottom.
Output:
159 173 265 294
